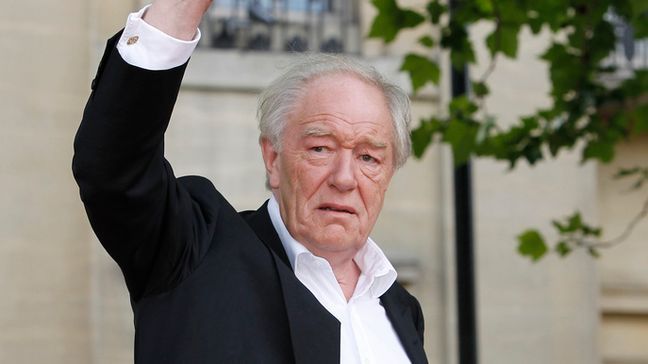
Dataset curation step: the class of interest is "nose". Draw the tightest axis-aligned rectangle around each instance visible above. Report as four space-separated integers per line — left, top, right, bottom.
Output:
328 150 358 192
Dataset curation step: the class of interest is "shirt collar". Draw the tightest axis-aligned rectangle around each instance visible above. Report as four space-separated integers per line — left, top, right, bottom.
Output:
266 195 397 298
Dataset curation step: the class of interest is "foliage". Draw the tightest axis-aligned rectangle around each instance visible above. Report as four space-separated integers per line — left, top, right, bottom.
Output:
368 0 648 261
518 212 602 261
615 166 648 190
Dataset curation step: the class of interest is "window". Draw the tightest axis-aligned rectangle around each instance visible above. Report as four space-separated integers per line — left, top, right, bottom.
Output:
199 0 361 53
604 12 648 71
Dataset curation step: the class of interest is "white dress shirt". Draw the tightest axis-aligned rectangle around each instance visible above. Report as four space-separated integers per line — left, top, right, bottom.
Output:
116 7 412 363
116 5 200 70
268 196 411 364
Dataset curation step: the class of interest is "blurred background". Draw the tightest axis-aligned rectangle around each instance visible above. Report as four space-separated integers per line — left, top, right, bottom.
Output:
1 0 647 363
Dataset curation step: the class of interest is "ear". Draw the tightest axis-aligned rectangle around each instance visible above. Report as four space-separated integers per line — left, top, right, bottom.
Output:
260 137 281 189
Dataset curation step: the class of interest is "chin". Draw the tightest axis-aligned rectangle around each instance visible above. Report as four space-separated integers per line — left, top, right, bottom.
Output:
311 229 364 252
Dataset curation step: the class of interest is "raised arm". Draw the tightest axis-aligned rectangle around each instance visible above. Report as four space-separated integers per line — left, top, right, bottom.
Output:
73 0 216 302
143 0 212 41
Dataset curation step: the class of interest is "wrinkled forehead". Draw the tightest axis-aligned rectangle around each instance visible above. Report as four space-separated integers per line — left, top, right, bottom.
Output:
289 72 394 133
299 71 385 102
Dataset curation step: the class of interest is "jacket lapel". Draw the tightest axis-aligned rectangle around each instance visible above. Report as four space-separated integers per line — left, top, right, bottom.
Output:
241 201 291 268
243 201 341 364
244 201 427 364
381 285 428 364
272 258 341 364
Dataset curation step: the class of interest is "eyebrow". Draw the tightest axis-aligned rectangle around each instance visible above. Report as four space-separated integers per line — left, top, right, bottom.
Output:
302 127 332 138
302 126 387 149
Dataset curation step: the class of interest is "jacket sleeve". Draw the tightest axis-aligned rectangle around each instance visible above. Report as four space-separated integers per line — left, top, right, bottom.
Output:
72 32 217 302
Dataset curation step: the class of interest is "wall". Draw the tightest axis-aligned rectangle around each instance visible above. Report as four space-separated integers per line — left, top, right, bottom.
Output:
598 135 648 364
470 23 600 363
4 1 637 363
0 0 94 362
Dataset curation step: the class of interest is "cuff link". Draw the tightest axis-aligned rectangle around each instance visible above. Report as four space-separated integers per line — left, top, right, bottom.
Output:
126 36 139 45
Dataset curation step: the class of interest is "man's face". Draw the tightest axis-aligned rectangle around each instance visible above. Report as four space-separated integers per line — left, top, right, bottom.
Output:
261 73 396 260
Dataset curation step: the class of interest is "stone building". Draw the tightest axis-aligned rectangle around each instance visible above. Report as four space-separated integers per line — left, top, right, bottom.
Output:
0 0 645 363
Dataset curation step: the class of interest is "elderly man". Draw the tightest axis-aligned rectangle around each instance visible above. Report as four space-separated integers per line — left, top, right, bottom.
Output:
73 0 427 363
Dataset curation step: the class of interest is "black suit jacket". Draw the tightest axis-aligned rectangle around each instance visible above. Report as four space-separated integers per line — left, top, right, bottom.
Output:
73 32 428 364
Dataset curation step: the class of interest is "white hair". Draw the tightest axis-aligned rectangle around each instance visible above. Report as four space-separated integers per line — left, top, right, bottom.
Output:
257 53 412 169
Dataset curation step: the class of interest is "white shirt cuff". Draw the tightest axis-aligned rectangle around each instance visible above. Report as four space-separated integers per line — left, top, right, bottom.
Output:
116 4 201 70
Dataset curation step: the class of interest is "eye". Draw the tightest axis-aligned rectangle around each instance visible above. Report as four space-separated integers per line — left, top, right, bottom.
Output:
360 154 377 163
312 146 326 153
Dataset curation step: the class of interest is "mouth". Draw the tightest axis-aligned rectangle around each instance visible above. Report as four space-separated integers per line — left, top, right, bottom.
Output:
318 204 356 215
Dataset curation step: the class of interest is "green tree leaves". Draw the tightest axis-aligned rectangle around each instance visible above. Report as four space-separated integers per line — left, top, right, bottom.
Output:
444 121 477 165
369 0 648 261
442 20 477 68
419 35 435 48
625 0 648 37
583 139 615 162
369 0 648 169
486 24 520 58
517 212 604 262
472 81 489 98
368 0 425 43
400 54 440 92
411 117 443 158
517 230 548 262
426 0 446 24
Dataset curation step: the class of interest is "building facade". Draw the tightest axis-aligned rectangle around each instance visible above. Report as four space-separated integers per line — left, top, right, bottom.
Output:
0 0 645 363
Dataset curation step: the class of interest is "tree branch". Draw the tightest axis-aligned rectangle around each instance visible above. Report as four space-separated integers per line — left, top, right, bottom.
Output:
575 196 648 249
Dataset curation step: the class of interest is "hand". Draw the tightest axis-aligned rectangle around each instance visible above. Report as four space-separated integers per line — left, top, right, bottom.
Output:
143 0 213 41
